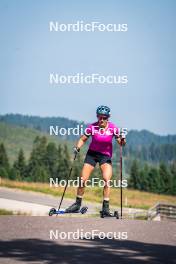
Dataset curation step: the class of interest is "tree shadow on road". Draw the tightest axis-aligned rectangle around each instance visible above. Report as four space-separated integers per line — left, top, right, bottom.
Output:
0 238 175 264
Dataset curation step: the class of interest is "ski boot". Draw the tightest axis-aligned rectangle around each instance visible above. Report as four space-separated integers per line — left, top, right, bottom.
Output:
65 197 82 213
100 200 119 219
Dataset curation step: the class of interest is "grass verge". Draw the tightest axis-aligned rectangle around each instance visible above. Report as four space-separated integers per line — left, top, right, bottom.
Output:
0 208 28 216
1 179 176 210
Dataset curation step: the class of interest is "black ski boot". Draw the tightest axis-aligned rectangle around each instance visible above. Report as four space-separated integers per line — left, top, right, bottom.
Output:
100 200 114 218
65 197 82 213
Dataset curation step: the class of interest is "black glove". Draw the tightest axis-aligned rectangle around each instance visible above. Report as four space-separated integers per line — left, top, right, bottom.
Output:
121 137 126 146
120 133 126 146
73 147 80 155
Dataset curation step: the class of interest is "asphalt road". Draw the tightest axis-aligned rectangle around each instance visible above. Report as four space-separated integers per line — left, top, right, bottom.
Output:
0 216 176 264
0 187 146 216
0 187 98 215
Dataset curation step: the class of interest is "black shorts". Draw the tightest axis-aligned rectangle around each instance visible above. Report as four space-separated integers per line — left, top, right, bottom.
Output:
84 150 112 167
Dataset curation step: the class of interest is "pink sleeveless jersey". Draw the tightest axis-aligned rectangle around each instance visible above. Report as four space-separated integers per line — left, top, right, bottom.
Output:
84 121 119 157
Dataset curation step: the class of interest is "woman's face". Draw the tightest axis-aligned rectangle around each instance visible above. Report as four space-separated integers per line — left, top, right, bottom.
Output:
97 115 108 127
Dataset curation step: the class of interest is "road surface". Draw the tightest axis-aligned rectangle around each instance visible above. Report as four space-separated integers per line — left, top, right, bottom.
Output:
0 216 175 264
0 187 146 216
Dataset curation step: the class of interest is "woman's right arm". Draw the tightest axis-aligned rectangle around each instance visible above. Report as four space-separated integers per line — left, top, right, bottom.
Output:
74 135 89 152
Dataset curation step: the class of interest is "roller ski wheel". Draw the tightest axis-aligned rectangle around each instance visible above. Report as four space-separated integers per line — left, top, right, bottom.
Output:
80 206 88 214
114 211 119 219
100 210 105 218
49 208 56 216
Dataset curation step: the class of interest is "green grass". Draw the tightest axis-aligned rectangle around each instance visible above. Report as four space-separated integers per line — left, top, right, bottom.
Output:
0 209 29 216
1 179 176 210
0 209 14 215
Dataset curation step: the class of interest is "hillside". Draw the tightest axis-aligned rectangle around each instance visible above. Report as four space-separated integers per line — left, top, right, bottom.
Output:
0 114 176 167
0 122 72 163
0 114 85 142
1 114 176 146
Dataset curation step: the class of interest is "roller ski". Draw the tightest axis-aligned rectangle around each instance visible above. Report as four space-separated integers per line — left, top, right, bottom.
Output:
100 200 119 219
48 152 88 217
100 210 119 219
49 197 88 216
49 206 88 216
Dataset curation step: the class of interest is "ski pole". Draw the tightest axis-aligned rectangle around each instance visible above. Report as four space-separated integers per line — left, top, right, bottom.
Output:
120 143 123 219
57 152 77 211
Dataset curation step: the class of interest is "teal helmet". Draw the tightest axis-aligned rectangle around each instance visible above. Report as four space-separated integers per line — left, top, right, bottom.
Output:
96 105 111 117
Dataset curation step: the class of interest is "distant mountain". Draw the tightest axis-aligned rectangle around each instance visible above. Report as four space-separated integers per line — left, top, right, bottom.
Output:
127 130 176 148
0 114 85 141
0 114 176 147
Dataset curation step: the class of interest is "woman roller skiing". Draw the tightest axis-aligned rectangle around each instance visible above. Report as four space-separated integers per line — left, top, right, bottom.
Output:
65 105 126 216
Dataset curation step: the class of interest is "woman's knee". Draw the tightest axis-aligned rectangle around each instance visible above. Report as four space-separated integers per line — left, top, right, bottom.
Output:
79 164 94 185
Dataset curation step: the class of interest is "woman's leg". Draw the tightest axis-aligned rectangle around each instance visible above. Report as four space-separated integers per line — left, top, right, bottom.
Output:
100 163 112 215
77 163 95 197
65 163 94 212
100 163 112 199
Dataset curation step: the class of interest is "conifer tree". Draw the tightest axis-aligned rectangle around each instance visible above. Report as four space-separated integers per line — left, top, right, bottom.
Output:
0 143 9 178
13 149 26 180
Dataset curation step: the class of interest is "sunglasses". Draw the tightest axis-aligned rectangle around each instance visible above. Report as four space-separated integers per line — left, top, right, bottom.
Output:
97 115 108 121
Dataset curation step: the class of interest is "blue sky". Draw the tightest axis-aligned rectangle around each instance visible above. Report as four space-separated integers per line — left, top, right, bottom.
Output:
0 0 176 135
